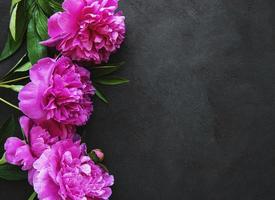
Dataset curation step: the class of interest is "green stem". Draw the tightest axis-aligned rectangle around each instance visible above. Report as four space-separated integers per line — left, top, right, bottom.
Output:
0 154 6 165
27 192 37 200
0 84 12 89
0 98 20 110
0 76 29 84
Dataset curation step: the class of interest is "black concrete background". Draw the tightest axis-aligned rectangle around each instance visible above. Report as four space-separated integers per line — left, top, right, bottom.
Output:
1 0 275 199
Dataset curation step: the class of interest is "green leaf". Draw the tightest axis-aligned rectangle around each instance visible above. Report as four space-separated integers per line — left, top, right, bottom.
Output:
0 154 6 165
10 0 22 13
37 0 53 16
49 0 63 12
14 62 32 72
0 33 23 62
94 77 129 86
0 116 15 155
0 1 27 61
35 8 48 40
26 0 36 19
95 87 109 103
10 1 27 41
9 4 18 40
28 192 37 200
0 164 27 181
0 54 28 80
93 65 121 78
27 17 47 64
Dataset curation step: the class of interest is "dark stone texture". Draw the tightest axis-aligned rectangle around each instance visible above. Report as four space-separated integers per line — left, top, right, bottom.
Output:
0 0 275 199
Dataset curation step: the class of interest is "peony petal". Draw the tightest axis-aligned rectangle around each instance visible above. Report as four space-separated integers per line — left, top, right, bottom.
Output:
18 82 45 120
41 36 64 47
30 58 55 85
80 163 91 175
100 0 118 10
40 120 75 139
4 137 35 170
62 0 85 15
4 137 25 165
58 12 78 34
15 145 35 170
48 12 64 37
29 126 51 157
19 116 33 140
33 169 60 200
28 168 35 185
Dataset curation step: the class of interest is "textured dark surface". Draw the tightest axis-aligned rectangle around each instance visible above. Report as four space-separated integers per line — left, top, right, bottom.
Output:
1 0 275 199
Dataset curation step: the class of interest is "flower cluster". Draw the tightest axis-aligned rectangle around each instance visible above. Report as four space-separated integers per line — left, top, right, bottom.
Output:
3 0 125 199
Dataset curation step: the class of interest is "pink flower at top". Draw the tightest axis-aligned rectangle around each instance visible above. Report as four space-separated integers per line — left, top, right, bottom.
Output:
19 56 95 126
33 139 114 200
41 0 126 64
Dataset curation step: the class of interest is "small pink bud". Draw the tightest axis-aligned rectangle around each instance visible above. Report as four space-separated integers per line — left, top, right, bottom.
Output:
92 149 104 162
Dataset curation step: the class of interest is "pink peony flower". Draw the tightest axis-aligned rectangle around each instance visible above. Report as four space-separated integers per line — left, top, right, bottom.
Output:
4 116 75 171
4 137 34 171
19 56 95 126
4 116 78 184
33 139 114 200
41 0 126 64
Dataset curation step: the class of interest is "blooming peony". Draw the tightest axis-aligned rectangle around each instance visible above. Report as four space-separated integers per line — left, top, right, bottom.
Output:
33 139 114 200
19 56 95 126
4 116 75 170
4 116 78 184
41 0 126 64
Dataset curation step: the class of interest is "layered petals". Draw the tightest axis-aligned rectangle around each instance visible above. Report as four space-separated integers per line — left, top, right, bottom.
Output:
4 116 76 172
33 139 114 200
19 56 95 126
42 0 126 64
4 137 35 170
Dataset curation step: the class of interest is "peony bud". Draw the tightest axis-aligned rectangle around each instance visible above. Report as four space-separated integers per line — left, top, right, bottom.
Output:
89 149 104 163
